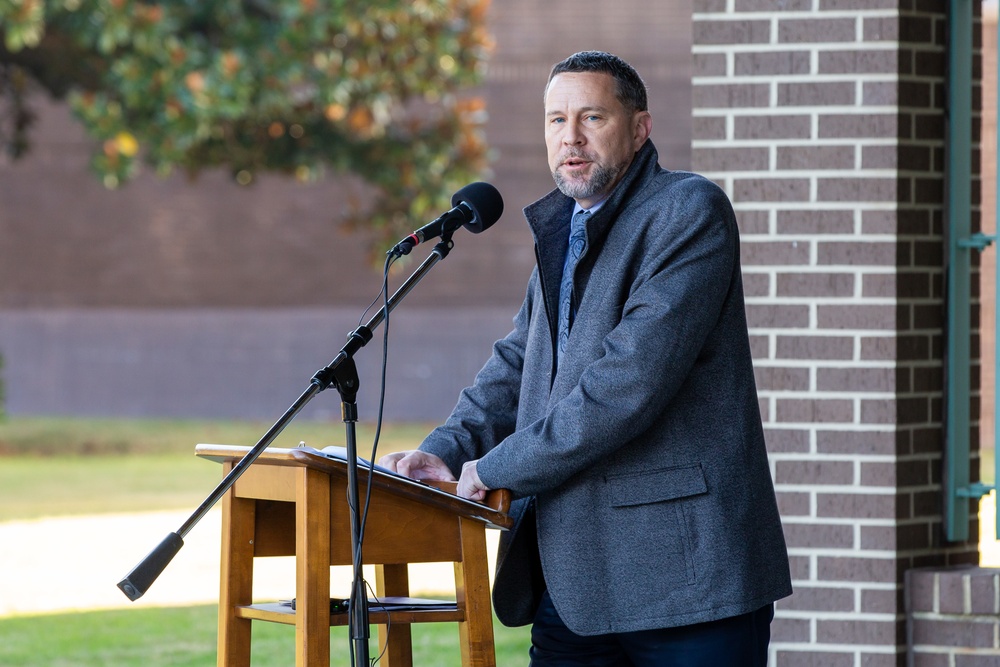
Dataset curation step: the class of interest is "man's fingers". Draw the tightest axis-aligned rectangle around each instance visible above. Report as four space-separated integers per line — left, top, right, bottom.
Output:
376 451 406 472
457 460 488 500
385 451 457 482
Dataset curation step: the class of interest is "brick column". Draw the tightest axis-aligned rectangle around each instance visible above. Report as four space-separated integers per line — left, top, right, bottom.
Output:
906 566 1000 662
691 2 981 665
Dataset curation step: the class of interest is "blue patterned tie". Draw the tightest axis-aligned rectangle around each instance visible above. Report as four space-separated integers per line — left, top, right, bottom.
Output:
557 209 590 361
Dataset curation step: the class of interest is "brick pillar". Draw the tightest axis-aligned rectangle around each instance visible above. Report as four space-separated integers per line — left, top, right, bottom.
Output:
691 2 982 665
906 566 1000 662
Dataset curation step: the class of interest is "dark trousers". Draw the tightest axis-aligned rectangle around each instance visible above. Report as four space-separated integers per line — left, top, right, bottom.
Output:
528 590 773 667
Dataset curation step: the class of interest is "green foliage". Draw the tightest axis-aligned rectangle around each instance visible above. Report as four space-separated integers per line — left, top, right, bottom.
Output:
0 0 494 248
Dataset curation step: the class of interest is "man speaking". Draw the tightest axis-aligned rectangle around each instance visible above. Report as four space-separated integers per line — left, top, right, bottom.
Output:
381 51 792 666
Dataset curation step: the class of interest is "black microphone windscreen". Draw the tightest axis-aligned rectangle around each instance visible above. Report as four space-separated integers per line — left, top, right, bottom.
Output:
452 182 504 233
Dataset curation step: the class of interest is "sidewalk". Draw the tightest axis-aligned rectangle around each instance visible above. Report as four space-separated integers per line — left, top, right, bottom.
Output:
1 499 997 619
0 508 499 618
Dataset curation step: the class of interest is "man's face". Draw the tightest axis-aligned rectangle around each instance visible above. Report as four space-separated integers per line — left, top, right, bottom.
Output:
544 71 652 209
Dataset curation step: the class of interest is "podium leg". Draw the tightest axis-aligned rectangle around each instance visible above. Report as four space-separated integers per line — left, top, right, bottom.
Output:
218 470 256 667
296 467 331 666
455 518 497 667
375 564 413 667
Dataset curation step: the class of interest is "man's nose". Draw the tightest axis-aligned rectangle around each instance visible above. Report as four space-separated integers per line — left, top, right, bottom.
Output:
563 121 585 145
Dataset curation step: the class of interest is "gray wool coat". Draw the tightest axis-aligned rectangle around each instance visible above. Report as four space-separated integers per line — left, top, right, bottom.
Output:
420 140 792 635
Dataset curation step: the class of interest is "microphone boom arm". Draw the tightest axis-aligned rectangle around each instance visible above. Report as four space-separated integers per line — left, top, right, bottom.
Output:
116 236 456 602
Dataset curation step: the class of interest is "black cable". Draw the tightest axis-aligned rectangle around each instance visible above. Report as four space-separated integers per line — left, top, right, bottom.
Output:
367 579 390 667
348 251 397 666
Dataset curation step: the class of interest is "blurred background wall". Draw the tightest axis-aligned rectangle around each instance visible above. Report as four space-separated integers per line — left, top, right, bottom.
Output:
0 1 693 422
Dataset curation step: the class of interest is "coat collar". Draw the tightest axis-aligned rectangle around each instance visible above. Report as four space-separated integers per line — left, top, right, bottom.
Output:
521 140 661 376
523 139 660 247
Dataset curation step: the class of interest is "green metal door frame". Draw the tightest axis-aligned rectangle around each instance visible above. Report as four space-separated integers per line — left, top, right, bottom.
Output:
945 0 999 542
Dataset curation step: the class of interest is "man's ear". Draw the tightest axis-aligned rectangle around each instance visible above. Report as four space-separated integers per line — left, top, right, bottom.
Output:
633 111 653 150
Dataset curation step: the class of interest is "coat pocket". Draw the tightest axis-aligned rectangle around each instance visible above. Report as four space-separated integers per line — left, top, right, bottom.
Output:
607 463 708 507
604 464 708 594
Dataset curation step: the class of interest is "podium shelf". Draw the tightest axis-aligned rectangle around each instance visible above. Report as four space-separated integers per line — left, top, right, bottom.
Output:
236 602 465 626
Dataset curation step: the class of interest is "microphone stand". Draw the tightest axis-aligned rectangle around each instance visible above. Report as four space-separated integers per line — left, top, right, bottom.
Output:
117 235 456 667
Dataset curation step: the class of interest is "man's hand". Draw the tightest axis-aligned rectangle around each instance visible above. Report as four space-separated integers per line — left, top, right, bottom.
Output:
377 450 456 482
457 460 490 501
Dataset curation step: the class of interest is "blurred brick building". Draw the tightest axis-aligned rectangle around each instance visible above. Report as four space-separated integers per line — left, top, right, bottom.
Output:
0 1 692 422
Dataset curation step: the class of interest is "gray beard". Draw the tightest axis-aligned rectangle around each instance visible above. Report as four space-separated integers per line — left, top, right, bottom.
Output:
552 160 622 201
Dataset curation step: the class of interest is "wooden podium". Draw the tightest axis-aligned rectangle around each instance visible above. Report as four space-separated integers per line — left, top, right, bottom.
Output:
195 444 512 667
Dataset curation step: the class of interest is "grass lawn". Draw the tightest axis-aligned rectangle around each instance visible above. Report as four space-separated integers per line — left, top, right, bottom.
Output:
0 417 432 521
0 417 532 664
983 446 996 484
0 416 434 457
0 604 532 667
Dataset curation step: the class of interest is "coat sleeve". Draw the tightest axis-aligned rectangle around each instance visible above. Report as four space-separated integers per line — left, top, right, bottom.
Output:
416 270 537 476
477 178 744 497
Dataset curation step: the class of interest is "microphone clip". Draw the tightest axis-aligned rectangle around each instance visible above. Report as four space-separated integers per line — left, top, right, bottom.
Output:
388 232 455 260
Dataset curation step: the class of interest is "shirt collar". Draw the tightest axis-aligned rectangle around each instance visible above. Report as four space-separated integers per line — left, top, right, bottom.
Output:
573 197 607 218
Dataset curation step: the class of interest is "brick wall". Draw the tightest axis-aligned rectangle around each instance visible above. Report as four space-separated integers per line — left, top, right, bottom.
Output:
906 566 1000 664
692 1 982 665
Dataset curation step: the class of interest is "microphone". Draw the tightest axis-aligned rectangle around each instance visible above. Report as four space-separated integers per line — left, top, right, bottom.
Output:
389 182 504 257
